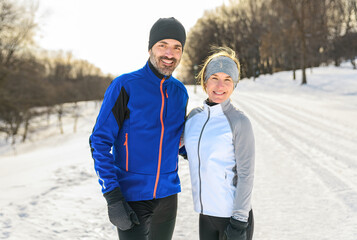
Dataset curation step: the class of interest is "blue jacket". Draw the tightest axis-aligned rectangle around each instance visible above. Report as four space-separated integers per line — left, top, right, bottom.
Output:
89 62 188 201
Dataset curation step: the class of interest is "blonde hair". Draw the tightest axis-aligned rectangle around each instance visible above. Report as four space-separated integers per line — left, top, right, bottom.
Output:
197 46 241 92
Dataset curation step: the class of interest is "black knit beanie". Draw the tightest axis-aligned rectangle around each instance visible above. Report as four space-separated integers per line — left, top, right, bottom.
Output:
148 17 186 50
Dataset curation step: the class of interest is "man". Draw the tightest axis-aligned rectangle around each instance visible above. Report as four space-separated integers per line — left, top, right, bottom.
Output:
89 17 188 240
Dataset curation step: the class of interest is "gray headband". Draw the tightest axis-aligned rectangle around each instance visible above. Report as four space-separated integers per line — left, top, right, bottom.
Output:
204 56 239 86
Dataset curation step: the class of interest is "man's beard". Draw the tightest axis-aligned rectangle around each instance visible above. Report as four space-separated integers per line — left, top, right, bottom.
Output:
149 53 180 76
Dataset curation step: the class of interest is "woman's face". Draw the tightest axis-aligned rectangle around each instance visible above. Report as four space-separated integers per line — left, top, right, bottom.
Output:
205 72 234 103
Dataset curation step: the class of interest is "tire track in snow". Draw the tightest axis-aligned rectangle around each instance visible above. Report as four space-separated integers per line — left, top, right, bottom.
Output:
241 92 357 136
234 93 357 170
231 95 357 212
238 92 357 168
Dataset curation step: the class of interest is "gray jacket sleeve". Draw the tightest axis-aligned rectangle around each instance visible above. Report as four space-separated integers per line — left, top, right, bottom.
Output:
226 110 255 222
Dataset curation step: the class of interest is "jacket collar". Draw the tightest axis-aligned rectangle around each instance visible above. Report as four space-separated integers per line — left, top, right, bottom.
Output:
203 99 231 116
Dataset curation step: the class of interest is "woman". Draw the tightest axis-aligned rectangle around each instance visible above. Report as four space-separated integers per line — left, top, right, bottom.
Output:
183 47 255 240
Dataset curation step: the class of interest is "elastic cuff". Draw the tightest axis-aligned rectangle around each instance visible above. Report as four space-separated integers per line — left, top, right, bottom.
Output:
232 215 248 222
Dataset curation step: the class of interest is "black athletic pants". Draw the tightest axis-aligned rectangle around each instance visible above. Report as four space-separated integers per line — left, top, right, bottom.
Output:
199 209 254 240
117 194 177 240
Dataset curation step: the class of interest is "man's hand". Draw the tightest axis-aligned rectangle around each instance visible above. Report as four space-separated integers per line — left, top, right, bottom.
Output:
104 188 140 231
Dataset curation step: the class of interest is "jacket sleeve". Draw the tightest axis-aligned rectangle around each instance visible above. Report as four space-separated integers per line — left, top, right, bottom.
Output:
232 114 255 222
89 78 130 194
178 103 188 159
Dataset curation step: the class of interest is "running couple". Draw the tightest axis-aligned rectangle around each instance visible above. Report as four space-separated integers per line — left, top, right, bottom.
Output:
89 17 255 240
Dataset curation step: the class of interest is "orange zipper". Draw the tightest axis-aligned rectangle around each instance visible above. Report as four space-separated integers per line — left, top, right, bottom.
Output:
124 133 129 171
153 78 166 198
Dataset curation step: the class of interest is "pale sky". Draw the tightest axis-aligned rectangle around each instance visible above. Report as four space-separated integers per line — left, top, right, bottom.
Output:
35 0 229 76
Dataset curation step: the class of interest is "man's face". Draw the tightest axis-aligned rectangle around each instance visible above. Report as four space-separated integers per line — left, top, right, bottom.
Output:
149 39 183 76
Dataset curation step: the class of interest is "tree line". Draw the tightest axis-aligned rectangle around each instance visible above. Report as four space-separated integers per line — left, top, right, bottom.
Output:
0 0 112 144
178 0 357 85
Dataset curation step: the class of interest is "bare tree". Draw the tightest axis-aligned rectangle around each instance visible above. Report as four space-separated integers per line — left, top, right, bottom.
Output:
0 0 38 143
326 0 357 67
0 0 37 84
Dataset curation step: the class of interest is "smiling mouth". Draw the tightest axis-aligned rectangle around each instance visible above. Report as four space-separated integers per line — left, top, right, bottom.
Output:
213 91 225 95
162 59 173 65
160 57 176 66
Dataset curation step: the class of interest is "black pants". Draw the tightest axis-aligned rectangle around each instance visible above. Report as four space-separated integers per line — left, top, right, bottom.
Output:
117 194 177 240
199 209 254 240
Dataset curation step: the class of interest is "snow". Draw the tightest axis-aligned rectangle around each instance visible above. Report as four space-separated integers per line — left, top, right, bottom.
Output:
1 63 356 239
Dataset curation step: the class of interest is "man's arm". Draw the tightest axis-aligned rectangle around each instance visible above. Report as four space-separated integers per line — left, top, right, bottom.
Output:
89 80 128 194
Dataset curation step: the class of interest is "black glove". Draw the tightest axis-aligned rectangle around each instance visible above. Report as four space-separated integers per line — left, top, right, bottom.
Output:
223 217 248 240
104 188 140 231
